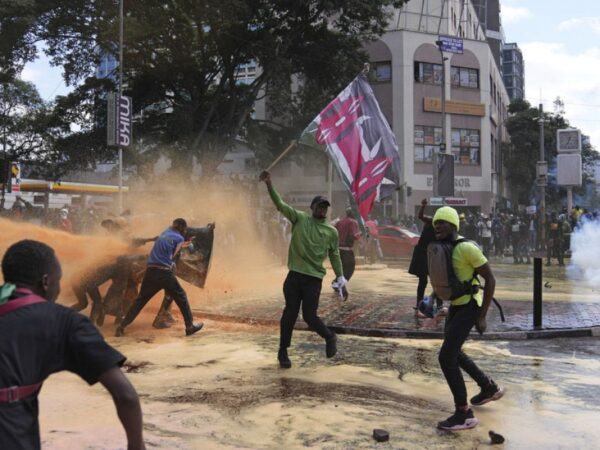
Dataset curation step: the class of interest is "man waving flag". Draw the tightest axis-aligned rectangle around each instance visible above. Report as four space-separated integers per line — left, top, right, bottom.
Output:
299 73 402 220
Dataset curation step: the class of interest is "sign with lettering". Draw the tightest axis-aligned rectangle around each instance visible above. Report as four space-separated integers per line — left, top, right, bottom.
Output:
437 36 464 54
430 196 468 206
107 93 132 147
427 176 472 189
424 97 486 117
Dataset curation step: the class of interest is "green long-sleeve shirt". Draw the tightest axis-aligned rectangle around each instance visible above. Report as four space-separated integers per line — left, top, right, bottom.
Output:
268 186 343 280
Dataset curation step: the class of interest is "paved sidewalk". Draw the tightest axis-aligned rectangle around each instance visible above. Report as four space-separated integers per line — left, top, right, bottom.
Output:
194 262 600 340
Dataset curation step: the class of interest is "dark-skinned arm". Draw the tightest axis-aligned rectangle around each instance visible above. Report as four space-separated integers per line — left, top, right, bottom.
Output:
418 198 432 225
99 366 146 450
473 262 496 334
259 170 298 223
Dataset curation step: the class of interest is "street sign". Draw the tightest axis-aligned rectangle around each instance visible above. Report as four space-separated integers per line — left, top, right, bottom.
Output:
107 93 132 147
557 154 582 186
437 36 464 54
429 196 468 206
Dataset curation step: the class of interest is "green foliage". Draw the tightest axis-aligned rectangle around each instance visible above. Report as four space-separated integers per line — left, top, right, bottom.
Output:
0 0 408 178
0 79 51 159
504 98 599 209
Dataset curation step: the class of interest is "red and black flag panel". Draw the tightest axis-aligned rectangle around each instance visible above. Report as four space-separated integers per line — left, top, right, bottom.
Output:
299 74 402 220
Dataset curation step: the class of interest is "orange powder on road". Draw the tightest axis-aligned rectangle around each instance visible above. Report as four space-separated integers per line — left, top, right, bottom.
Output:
0 182 286 310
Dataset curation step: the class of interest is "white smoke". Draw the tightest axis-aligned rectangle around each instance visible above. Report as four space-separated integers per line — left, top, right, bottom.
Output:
571 220 600 288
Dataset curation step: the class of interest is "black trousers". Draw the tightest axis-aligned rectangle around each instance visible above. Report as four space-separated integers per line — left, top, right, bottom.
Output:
416 275 428 305
340 249 356 281
547 239 564 265
438 300 489 406
280 271 334 349
120 267 194 329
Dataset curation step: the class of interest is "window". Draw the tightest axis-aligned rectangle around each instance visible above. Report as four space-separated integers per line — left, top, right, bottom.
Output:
414 125 442 162
451 128 480 165
450 66 479 88
369 61 392 82
414 62 443 85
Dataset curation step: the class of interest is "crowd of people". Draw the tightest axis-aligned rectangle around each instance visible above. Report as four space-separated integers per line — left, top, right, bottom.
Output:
0 195 122 234
455 205 595 266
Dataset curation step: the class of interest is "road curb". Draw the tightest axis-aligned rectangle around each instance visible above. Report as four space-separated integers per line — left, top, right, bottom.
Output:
197 311 599 341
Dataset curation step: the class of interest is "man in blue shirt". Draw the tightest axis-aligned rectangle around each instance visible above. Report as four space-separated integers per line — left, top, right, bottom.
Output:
116 218 203 337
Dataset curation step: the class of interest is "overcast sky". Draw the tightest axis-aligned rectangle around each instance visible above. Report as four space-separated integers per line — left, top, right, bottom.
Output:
20 0 600 147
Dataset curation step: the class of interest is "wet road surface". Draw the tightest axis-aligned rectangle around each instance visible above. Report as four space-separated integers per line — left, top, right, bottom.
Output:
39 322 600 449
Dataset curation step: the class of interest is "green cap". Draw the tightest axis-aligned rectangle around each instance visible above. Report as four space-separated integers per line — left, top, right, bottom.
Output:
432 206 460 230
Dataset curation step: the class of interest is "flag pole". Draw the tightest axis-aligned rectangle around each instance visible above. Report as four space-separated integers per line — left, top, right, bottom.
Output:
264 140 297 172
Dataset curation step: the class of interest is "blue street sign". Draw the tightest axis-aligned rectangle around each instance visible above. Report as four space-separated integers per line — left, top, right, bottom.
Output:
437 36 463 54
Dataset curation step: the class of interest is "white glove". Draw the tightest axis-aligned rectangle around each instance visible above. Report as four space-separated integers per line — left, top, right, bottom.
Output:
335 276 348 290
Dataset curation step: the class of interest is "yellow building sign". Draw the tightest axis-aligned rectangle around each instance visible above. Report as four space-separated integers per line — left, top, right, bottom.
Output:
424 97 486 117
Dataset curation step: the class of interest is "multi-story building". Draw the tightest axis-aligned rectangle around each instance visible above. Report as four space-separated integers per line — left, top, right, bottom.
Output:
260 0 512 218
502 43 525 100
363 0 511 215
471 0 504 73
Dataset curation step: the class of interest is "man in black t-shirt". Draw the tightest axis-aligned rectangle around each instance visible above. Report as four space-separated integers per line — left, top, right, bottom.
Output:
0 240 145 450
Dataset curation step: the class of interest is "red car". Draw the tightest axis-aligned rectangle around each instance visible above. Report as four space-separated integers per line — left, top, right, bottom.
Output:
375 226 420 257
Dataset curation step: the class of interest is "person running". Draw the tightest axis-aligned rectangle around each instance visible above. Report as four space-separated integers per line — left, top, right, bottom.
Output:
116 218 203 337
431 207 504 431
259 170 346 369
0 240 145 449
408 198 435 309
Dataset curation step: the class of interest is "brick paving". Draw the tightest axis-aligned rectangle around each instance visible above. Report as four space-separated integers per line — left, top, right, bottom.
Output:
194 260 600 340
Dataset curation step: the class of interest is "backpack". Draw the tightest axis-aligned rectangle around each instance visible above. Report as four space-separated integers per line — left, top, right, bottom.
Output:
427 238 505 321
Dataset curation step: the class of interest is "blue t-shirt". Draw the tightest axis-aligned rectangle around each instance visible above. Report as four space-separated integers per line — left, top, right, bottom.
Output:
147 228 184 269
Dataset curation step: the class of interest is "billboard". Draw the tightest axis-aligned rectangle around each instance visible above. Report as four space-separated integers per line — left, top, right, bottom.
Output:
107 93 132 147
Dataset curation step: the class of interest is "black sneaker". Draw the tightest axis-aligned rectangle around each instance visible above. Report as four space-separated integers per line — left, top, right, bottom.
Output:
470 382 505 406
185 322 204 336
437 408 478 431
278 348 291 369
326 335 337 358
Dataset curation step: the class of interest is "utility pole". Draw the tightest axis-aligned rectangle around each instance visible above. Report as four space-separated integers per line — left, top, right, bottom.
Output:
118 0 124 214
538 103 546 251
433 41 448 197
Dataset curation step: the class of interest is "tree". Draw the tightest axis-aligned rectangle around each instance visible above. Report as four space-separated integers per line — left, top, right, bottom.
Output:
0 0 408 179
0 79 49 159
504 98 600 209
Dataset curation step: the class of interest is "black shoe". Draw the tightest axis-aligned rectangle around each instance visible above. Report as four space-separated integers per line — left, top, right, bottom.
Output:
326 335 338 358
278 348 292 369
437 408 478 431
185 322 204 336
470 381 505 406
115 326 124 337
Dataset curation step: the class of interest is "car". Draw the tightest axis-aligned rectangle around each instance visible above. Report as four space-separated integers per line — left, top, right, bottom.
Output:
374 225 420 257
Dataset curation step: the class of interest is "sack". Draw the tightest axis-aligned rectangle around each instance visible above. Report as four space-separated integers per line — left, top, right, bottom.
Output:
427 238 478 301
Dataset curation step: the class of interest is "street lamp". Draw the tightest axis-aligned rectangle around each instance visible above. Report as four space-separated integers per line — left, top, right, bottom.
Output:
433 40 449 198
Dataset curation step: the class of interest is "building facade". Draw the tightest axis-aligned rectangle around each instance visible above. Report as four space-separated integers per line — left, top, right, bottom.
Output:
365 0 511 216
502 42 525 100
